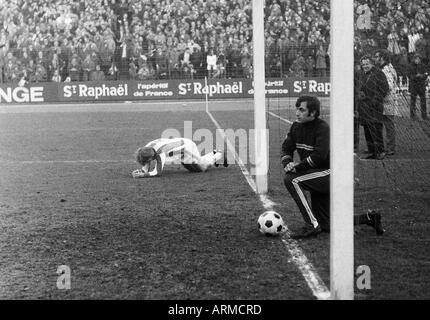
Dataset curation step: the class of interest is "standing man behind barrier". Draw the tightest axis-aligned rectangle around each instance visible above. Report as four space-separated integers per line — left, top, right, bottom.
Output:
375 50 399 155
357 55 389 160
408 53 429 120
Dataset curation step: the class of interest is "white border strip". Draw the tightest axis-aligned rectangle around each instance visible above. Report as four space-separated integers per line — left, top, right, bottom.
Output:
206 109 330 300
0 97 330 109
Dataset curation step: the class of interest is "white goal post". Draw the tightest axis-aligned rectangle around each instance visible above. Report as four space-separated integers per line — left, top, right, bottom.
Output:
252 0 355 299
252 0 268 194
330 0 354 300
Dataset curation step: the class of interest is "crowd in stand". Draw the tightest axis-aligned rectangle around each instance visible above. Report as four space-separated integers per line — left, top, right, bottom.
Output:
0 0 332 83
0 0 429 84
355 0 430 83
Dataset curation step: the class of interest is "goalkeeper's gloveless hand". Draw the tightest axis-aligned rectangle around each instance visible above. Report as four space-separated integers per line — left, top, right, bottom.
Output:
132 169 147 178
284 162 297 173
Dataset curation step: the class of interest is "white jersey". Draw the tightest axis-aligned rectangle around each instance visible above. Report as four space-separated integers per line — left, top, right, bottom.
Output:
18 77 27 87
207 54 217 69
141 138 217 177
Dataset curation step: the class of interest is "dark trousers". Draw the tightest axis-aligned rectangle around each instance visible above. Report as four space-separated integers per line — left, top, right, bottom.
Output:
362 120 384 155
284 169 330 231
354 116 360 151
383 115 396 153
410 86 428 119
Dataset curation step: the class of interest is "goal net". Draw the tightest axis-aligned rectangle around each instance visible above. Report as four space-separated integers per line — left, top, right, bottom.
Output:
354 1 430 227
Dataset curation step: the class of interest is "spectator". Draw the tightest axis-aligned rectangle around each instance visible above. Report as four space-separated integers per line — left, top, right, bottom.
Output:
20 51 31 67
227 43 242 78
90 64 106 81
354 62 364 152
357 55 389 160
7 0 428 83
107 60 119 81
129 59 138 80
51 40 62 60
408 53 429 120
164 47 178 79
47 53 62 82
315 45 327 77
26 59 37 82
290 52 305 77
137 58 154 80
269 54 282 77
397 46 410 84
4 60 19 83
36 50 49 73
278 32 290 73
81 53 96 81
375 49 399 156
117 39 133 80
408 27 420 57
183 64 194 79
305 55 315 77
154 47 169 79
190 47 203 78
170 63 182 80
387 25 401 59
60 38 73 70
68 56 81 82
34 63 48 83
398 27 409 51
52 69 62 82
5 51 17 68
241 47 252 79
206 48 217 79
179 47 192 68
0 46 6 83
415 32 429 65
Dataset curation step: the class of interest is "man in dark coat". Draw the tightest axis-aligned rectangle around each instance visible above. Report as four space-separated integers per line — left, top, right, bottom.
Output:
190 47 203 79
357 55 389 160
408 53 428 120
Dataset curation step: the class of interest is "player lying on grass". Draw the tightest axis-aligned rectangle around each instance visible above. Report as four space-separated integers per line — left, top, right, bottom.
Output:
132 137 228 178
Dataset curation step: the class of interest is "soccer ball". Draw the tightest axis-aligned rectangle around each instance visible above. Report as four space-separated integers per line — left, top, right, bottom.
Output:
257 211 286 236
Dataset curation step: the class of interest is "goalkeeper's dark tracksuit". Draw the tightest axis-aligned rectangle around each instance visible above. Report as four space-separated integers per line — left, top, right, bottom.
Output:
281 118 331 231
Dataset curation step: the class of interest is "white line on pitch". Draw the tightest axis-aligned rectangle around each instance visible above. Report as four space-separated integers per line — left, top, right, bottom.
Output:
354 154 430 162
0 160 134 164
206 109 330 300
0 97 330 109
268 111 294 124
0 127 151 134
0 99 253 109
206 111 276 210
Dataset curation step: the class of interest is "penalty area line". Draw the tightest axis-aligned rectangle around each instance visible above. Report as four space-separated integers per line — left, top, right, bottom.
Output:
206 109 330 300
205 110 275 210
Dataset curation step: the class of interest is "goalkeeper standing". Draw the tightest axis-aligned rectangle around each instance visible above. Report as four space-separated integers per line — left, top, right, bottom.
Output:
281 96 384 239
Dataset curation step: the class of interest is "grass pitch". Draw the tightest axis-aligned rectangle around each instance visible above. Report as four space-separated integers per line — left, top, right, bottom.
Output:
0 99 429 299
0 104 312 299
